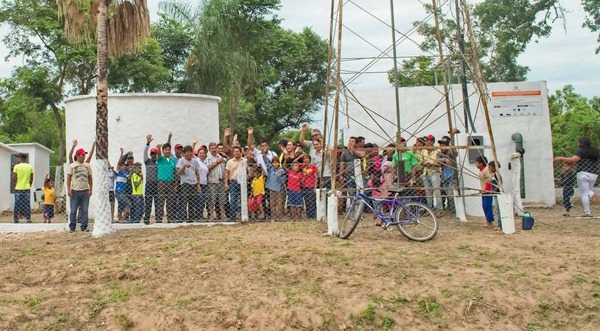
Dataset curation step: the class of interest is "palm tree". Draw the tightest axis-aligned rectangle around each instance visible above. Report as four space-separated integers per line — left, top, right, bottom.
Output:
56 0 150 236
160 0 256 135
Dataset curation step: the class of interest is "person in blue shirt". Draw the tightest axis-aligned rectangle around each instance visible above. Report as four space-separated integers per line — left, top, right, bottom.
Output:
263 155 286 220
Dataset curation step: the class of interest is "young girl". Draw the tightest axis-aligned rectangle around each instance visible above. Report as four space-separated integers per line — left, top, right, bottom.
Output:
43 174 56 223
114 163 131 222
301 154 318 219
130 162 144 223
248 167 266 220
475 156 494 228
285 161 304 219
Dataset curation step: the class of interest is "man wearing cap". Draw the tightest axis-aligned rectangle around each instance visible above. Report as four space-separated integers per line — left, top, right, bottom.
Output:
437 136 457 213
143 134 159 224
12 153 34 223
418 135 442 210
67 148 93 232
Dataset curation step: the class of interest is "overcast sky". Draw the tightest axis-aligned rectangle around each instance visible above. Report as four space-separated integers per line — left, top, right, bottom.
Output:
0 0 598 98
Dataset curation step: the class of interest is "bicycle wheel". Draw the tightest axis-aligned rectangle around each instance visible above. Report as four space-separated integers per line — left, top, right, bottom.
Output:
394 201 438 242
338 199 364 239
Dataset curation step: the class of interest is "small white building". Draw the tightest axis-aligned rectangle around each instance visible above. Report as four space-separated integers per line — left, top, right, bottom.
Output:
0 142 19 212
64 93 222 218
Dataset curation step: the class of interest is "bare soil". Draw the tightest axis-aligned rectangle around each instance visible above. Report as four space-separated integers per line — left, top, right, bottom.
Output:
0 206 599 331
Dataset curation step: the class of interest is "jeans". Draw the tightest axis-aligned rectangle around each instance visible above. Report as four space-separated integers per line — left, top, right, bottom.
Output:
302 188 317 218
563 187 574 211
482 195 494 222
144 181 158 222
180 183 199 221
198 185 207 220
228 180 241 219
131 195 144 223
577 171 598 215
69 190 90 230
422 172 442 210
13 190 31 222
441 177 456 213
156 181 176 222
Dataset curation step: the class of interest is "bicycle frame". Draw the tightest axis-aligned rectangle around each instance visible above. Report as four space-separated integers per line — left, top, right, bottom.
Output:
353 192 401 224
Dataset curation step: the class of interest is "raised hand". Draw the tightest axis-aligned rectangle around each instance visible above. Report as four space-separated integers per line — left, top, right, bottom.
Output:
248 127 254 135
168 132 173 141
301 123 308 131
72 140 78 146
224 128 231 137
146 134 153 144
120 147 124 154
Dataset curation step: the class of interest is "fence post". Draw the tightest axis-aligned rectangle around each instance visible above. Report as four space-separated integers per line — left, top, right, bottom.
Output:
239 159 248 222
316 189 327 221
510 152 524 216
327 192 339 236
354 159 364 192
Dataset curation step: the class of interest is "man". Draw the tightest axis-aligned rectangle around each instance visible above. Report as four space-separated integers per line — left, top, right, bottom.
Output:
339 136 365 190
196 147 210 220
155 143 177 223
418 135 442 210
205 142 228 220
437 136 456 213
12 153 34 223
67 148 93 232
143 134 159 224
299 123 332 188
177 145 201 222
224 146 243 221
392 137 419 186
247 127 277 218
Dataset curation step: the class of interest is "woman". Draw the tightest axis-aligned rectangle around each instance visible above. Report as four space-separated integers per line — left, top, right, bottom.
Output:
554 137 599 217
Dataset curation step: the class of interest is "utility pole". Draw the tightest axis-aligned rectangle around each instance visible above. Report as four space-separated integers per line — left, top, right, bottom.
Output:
389 0 405 186
455 0 475 133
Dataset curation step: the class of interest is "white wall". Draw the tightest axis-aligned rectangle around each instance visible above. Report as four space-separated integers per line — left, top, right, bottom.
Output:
0 148 15 211
7 144 52 203
64 93 221 218
342 81 555 216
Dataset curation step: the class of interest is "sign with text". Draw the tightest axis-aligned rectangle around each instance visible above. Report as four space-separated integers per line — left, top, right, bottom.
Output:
491 88 543 117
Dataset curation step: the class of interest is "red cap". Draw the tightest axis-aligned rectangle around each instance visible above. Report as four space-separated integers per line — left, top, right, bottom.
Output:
75 148 87 156
150 148 158 154
427 135 435 141
193 150 198 156
174 144 183 149
400 137 406 141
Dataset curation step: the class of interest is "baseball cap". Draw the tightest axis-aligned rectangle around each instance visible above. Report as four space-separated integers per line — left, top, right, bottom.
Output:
438 136 451 145
427 135 435 141
75 148 87 156
400 137 406 142
150 148 158 154
126 154 134 159
174 144 183 149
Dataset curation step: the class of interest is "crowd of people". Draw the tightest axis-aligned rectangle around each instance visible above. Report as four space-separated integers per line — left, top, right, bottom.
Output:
16 126 597 232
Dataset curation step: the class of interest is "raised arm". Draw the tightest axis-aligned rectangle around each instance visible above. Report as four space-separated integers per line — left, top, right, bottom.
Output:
247 127 255 151
144 134 153 162
222 128 231 154
167 132 172 145
116 148 124 168
191 137 198 151
68 139 77 163
156 143 163 158
86 141 96 163
299 123 310 147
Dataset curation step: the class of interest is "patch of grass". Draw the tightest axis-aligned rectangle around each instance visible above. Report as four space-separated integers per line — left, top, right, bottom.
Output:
354 304 376 325
174 298 191 309
457 244 473 253
538 298 550 316
441 289 453 299
526 322 541 331
490 263 510 272
19 247 35 257
45 314 69 331
389 295 410 307
282 287 303 306
141 257 158 267
274 254 292 265
115 313 134 329
418 297 442 320
108 282 130 303
570 274 587 285
198 256 208 264
88 298 108 317
120 259 137 271
22 293 47 309
380 315 396 330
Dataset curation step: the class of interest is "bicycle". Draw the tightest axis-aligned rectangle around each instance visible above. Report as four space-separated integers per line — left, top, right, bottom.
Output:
337 188 439 242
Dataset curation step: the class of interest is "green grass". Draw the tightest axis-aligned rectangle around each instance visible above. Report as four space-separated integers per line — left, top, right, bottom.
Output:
380 315 396 330
441 289 453 299
88 298 108 317
108 282 130 303
418 297 442 320
115 313 134 329
22 293 47 309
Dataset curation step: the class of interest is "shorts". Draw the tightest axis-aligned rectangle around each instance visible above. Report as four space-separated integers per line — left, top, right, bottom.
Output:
208 182 227 205
248 194 264 213
44 204 55 219
287 190 303 207
116 193 132 208
109 190 115 203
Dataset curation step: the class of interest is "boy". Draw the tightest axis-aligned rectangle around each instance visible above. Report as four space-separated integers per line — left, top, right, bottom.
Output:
264 155 286 220
248 167 266 220
43 174 56 223
131 162 145 224
561 163 576 217
285 161 304 219
475 156 495 228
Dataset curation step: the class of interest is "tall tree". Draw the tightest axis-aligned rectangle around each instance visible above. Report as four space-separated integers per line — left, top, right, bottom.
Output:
56 0 150 236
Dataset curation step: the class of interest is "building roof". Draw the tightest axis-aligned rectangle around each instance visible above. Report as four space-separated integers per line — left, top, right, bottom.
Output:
0 142 18 153
6 143 54 154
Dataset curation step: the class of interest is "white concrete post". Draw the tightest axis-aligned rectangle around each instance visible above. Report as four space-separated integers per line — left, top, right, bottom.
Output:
510 152 524 216
327 192 339 236
454 188 467 221
354 159 364 192
240 159 248 222
316 189 327 221
498 192 516 234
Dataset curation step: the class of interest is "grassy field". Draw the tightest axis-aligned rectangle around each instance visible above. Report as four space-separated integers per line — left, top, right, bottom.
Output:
0 207 599 330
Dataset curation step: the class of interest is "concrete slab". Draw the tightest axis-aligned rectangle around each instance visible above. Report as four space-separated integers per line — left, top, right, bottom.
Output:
0 222 238 234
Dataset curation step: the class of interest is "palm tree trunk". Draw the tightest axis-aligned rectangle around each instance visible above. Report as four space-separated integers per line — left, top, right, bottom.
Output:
92 0 114 237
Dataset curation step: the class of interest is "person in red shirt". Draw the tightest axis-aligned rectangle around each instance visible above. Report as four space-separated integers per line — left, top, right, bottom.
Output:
300 154 318 219
285 161 304 219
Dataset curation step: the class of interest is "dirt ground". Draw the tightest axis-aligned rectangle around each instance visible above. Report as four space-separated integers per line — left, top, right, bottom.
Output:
0 204 599 331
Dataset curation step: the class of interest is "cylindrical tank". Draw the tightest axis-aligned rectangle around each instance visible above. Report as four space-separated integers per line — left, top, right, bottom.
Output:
64 93 221 218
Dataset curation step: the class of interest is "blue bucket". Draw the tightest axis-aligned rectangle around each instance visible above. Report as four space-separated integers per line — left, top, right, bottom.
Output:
522 212 534 230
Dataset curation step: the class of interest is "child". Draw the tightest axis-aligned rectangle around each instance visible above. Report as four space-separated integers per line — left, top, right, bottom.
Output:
248 167 266 220
285 161 304 219
264 155 286 220
475 156 495 228
488 161 502 230
560 164 576 217
301 154 318 219
130 162 145 224
43 174 56 223
114 163 131 222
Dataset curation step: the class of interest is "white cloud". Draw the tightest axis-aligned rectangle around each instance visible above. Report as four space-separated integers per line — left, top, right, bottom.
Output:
0 0 597 99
